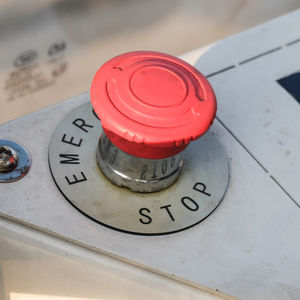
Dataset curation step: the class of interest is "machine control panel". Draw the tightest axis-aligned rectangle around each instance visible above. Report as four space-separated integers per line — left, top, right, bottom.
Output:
1 10 300 299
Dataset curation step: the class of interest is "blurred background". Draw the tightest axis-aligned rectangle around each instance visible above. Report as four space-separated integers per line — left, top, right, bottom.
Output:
0 0 299 123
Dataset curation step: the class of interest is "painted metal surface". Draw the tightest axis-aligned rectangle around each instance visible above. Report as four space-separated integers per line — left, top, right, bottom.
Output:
0 217 234 300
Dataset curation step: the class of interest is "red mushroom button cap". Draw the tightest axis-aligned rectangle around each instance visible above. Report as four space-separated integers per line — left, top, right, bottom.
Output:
91 51 216 159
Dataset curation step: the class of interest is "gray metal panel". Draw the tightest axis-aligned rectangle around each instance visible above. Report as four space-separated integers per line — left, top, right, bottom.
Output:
1 10 300 299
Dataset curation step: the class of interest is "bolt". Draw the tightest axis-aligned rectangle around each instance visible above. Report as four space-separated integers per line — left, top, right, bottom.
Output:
0 145 18 172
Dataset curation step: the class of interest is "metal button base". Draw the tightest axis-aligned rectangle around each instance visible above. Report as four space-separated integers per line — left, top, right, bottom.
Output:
49 103 229 235
97 133 183 193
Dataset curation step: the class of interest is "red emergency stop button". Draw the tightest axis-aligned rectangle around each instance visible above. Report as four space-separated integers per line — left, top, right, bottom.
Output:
91 51 216 159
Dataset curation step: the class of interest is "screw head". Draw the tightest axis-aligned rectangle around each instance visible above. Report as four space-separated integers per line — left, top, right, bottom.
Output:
0 145 18 172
